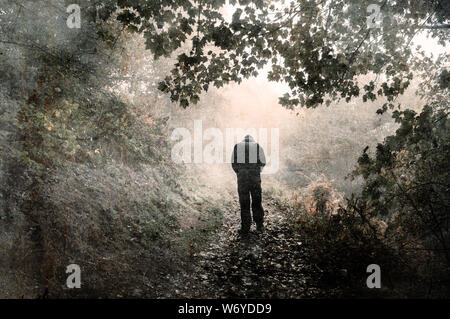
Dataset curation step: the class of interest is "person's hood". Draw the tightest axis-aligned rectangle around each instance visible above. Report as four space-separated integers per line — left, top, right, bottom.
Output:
243 135 255 142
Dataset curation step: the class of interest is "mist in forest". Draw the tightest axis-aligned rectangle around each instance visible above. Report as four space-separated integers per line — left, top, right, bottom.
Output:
0 0 448 300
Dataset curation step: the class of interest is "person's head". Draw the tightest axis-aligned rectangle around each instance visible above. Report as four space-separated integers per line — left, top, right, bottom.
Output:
244 135 254 142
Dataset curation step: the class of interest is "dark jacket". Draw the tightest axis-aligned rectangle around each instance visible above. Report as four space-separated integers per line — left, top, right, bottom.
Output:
231 135 266 176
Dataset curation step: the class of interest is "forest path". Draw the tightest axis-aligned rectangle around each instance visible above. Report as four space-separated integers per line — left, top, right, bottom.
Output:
161 196 333 298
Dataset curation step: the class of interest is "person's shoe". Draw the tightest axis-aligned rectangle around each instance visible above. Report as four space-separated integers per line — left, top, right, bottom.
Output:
256 224 265 233
238 229 250 238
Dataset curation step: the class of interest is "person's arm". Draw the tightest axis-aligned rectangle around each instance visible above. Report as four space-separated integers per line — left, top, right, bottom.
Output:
258 144 266 172
231 145 239 173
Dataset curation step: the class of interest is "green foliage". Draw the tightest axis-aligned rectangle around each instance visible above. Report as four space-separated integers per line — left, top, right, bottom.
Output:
354 102 450 258
174 203 224 253
14 63 168 169
289 183 391 294
289 180 449 297
110 0 449 108
0 1 173 171
140 198 180 244
350 47 450 265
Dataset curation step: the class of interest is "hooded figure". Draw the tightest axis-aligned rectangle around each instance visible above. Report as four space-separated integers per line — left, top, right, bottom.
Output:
231 135 266 235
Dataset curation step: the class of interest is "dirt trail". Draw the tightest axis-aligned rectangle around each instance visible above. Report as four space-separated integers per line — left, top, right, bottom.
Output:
162 196 336 298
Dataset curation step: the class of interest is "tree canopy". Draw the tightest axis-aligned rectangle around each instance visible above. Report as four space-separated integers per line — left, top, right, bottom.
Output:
99 0 450 109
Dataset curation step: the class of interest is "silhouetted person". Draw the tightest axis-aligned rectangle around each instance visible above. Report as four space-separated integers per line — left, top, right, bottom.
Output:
231 135 266 236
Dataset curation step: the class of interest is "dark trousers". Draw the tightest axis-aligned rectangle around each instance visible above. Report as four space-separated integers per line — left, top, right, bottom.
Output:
237 172 264 232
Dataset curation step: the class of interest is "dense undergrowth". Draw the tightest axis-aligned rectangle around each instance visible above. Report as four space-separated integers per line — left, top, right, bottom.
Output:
286 177 450 298
1 132 232 298
0 5 230 296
